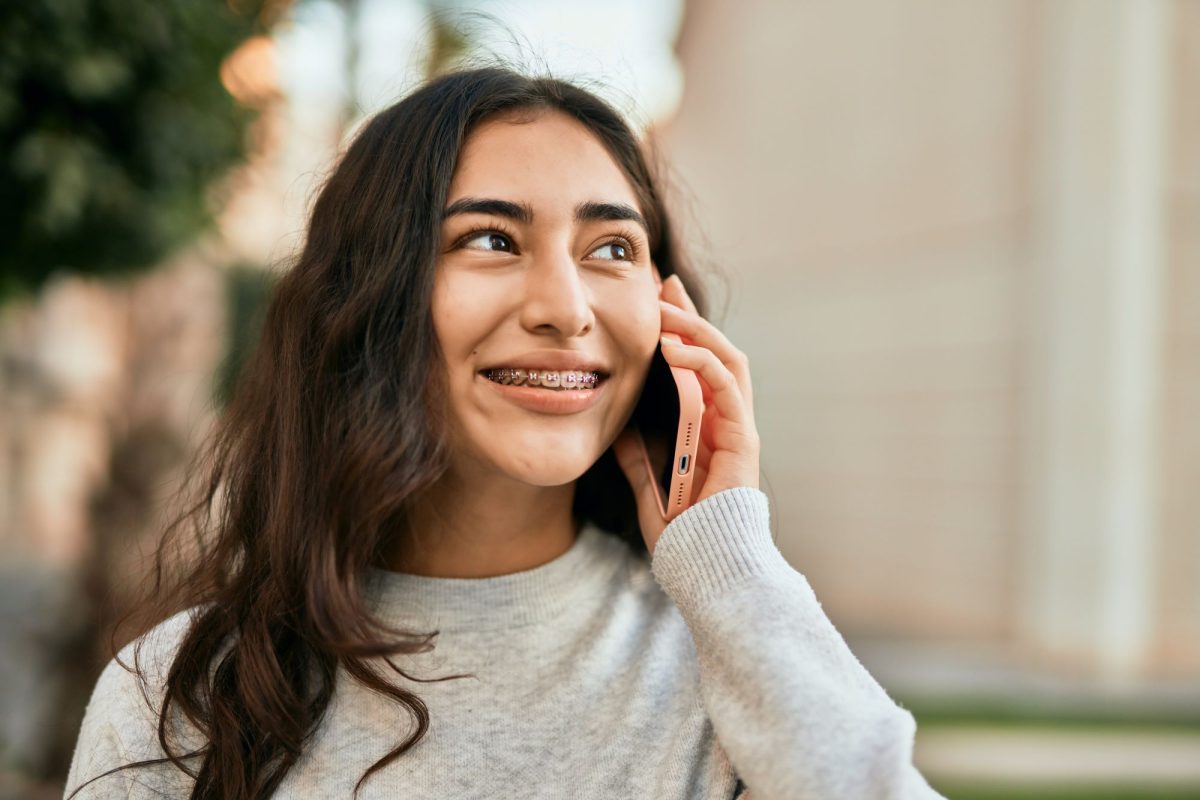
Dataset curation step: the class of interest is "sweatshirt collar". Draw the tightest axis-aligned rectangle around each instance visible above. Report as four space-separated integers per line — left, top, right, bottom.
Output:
363 521 627 631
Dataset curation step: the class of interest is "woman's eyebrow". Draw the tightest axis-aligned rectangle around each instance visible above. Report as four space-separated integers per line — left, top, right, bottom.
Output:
441 197 648 235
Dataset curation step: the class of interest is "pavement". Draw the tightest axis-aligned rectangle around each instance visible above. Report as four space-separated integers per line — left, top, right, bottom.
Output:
914 726 1200 789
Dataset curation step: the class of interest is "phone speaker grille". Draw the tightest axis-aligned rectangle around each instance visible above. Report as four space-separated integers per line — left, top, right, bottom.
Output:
685 422 693 447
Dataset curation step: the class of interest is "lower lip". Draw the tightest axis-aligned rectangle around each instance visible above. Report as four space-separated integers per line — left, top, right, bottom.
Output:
478 373 607 414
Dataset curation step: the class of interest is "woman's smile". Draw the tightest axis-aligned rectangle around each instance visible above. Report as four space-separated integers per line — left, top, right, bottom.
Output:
476 369 609 415
473 347 614 414
481 368 603 390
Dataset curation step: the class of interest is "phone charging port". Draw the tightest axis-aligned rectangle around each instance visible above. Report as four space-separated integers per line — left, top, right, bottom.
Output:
677 454 690 475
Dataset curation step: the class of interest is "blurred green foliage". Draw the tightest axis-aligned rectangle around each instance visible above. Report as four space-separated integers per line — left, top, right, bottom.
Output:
215 261 277 409
909 698 1200 732
932 784 1200 799
0 0 276 304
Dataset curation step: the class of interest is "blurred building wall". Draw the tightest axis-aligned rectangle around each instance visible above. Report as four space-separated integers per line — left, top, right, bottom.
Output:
657 0 1197 684
1160 0 1200 677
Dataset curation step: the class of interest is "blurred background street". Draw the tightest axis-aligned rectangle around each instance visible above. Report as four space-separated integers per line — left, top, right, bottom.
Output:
1 1 1197 798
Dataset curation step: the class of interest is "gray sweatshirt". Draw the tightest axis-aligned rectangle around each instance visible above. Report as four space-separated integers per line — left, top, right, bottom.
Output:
65 486 947 799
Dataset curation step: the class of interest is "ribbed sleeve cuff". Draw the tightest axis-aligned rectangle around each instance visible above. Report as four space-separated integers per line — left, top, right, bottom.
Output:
650 486 794 609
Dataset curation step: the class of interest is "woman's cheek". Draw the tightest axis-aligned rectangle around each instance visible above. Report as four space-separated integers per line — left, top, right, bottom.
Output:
624 294 664 354
433 272 491 356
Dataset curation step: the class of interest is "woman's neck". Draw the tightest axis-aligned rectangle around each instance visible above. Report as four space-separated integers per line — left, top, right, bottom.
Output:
385 474 580 578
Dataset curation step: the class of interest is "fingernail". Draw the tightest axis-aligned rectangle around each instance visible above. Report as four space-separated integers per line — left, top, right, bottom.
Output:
660 335 677 348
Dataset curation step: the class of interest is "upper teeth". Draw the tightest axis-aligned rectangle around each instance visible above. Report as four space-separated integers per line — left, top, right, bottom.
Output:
485 368 601 389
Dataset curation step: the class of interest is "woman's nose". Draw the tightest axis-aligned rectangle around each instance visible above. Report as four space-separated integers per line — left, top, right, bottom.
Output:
519 247 594 337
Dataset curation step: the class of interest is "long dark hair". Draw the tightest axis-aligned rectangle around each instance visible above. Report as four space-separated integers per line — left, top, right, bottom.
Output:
70 63 712 799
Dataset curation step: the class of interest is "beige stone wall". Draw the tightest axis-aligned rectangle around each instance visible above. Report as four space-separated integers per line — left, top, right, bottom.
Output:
1157 0 1200 675
657 0 1197 680
658 0 1032 644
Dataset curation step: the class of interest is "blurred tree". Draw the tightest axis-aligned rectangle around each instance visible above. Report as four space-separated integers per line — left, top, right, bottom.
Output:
0 0 287 304
215 261 276 408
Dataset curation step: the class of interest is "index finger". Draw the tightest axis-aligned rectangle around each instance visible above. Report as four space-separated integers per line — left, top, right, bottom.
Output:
659 300 754 419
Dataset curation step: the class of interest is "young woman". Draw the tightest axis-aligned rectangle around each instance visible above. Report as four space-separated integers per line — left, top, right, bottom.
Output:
65 65 946 799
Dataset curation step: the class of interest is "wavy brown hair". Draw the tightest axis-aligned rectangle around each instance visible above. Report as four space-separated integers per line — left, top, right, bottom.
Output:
69 63 712 799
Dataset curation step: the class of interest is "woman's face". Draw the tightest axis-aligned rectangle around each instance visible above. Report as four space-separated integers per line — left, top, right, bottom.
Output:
432 109 661 488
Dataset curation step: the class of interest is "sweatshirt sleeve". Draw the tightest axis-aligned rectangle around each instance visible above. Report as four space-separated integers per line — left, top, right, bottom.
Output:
649 487 947 800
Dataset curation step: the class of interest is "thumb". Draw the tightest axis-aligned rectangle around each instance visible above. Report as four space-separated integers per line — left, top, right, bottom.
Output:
612 426 669 553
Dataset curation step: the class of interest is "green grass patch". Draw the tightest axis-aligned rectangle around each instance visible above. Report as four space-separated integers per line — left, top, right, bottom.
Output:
929 781 1200 800
901 697 1200 733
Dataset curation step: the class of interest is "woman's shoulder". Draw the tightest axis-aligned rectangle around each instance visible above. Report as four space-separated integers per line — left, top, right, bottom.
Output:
98 606 220 730
66 607 209 797
91 606 205 710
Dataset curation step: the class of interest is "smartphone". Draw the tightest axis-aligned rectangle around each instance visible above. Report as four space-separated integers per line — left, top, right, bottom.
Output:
628 269 705 522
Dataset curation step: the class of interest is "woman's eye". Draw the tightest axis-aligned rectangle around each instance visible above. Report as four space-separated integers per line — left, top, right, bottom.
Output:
462 231 514 252
589 241 633 261
457 230 635 261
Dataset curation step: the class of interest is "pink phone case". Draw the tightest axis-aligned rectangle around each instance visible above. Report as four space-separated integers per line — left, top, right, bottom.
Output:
642 268 705 522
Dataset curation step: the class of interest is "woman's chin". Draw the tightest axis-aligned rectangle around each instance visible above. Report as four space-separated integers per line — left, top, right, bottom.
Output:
484 449 604 488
